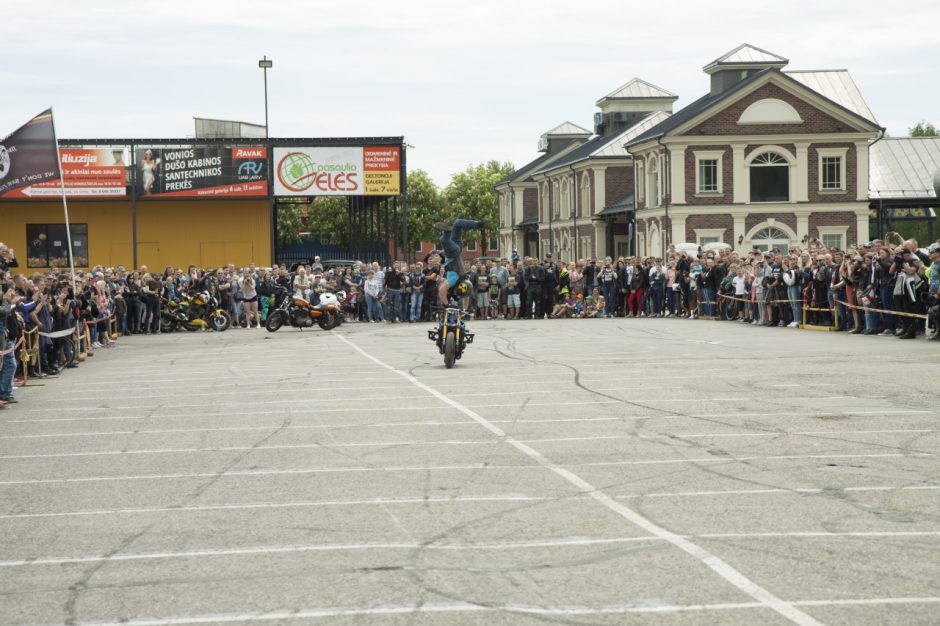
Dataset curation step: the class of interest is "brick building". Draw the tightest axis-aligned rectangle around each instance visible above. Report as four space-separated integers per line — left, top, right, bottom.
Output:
497 79 676 261
625 44 882 257
497 44 896 260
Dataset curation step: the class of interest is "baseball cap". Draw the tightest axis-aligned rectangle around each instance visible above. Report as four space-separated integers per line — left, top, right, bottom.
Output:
928 243 940 253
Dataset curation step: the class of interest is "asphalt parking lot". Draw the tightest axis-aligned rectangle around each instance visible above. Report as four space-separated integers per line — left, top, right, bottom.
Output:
1 319 938 625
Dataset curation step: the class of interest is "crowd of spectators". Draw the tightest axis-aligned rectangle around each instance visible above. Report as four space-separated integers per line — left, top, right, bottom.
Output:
0 234 937 408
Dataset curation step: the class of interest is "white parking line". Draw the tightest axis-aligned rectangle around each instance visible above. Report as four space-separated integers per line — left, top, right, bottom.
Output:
27 597 940 624
4 530 938 568
0 494 550 520
334 333 824 626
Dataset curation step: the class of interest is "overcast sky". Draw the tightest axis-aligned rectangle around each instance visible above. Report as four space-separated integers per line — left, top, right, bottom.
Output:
5 0 938 187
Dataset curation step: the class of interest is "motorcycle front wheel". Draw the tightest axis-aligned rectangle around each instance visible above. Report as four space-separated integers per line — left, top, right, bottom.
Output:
160 315 179 333
318 310 339 330
266 311 286 332
209 311 232 332
443 331 456 369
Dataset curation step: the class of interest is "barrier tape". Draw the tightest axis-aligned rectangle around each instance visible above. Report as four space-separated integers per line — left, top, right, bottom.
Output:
39 328 77 339
0 337 23 356
717 293 802 305
834 299 928 321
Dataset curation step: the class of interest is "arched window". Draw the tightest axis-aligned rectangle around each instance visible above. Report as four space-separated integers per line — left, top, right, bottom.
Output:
540 184 548 221
749 151 789 202
552 181 561 218
561 178 570 220
749 226 792 253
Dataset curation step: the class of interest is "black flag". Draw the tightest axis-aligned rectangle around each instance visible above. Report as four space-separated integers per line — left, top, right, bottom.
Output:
0 109 61 196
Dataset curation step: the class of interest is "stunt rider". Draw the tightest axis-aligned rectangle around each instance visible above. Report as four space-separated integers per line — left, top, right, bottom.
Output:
431 219 486 305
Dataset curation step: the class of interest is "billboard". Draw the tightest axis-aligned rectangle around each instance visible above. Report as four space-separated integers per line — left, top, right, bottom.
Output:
1 148 127 198
137 146 267 198
273 146 400 197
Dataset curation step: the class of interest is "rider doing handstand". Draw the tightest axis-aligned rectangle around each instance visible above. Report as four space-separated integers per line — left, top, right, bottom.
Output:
431 219 485 305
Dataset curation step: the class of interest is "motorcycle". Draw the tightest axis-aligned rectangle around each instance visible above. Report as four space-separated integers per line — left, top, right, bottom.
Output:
265 287 340 332
427 304 474 368
161 292 232 333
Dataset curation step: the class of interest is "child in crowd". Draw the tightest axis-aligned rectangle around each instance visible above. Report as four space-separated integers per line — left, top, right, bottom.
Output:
583 294 599 318
504 276 520 319
573 293 585 317
487 275 500 320
733 267 749 322
475 276 489 320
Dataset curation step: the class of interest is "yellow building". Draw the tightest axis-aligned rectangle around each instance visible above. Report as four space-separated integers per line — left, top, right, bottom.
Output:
0 199 270 271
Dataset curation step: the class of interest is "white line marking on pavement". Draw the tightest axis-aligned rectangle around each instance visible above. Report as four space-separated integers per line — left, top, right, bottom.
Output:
333 333 825 626
26 597 940 624
0 494 549 520
5 531 940 569
585 453 933 467
0 463 538 486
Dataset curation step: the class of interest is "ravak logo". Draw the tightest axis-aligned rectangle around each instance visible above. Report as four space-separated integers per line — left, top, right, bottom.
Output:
0 145 11 181
237 161 264 177
232 147 266 159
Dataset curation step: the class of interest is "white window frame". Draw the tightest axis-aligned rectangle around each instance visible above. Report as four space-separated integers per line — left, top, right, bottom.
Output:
488 237 499 252
817 147 848 193
561 178 570 220
466 240 478 252
816 225 848 250
580 172 590 217
647 156 660 208
552 181 561 219
744 145 795 204
694 228 726 246
540 184 548 222
636 161 646 204
694 150 724 196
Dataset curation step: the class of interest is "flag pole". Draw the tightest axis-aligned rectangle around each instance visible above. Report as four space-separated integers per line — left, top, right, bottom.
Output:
49 108 77 298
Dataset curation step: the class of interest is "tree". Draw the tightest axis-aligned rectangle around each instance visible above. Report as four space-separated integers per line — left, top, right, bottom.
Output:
443 160 515 251
276 202 305 246
404 169 446 247
305 197 350 247
909 121 938 137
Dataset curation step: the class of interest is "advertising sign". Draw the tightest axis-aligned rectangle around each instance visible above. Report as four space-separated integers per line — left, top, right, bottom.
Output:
1 148 127 198
137 146 267 198
273 146 400 197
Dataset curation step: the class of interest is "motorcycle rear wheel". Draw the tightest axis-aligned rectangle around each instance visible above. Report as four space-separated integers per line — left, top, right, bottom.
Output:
266 311 286 332
443 331 456 369
160 315 179 333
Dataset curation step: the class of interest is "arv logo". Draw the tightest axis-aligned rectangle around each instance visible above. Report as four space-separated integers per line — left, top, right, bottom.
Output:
237 161 264 176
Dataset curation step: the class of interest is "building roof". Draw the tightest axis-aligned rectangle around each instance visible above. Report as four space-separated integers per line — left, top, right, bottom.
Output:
625 67 880 149
703 43 789 73
496 140 585 185
625 69 772 148
594 193 635 218
531 111 671 175
869 137 940 200
786 70 876 123
515 214 540 228
543 121 592 136
596 78 677 105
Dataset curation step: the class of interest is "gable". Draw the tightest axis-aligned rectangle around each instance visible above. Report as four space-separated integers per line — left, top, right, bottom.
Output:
682 82 868 137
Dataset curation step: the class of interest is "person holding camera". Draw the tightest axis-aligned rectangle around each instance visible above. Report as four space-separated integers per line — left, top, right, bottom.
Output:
0 244 19 273
891 247 926 339
926 243 940 341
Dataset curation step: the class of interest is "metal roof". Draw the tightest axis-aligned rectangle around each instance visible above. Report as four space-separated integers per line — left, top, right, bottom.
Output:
530 111 670 175
594 194 635 218
869 137 940 200
593 111 671 157
497 140 586 185
704 44 788 72
786 70 876 123
543 121 592 136
596 78 677 105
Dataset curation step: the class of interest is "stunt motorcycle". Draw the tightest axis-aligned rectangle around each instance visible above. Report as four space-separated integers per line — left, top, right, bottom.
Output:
161 292 232 332
427 302 474 368
265 287 340 332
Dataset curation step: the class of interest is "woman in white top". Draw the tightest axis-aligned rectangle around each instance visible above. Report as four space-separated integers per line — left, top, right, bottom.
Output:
240 270 259 328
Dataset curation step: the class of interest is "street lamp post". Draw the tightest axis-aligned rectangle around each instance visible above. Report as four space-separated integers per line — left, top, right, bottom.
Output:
258 56 273 137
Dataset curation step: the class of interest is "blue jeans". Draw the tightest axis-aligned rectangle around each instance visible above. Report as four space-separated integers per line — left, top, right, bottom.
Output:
0 338 16 400
665 289 676 314
879 286 896 331
399 292 409 321
700 287 715 316
602 283 617 316
439 219 480 261
787 285 802 325
410 292 423 321
365 294 383 321
651 285 663 316
385 291 401 321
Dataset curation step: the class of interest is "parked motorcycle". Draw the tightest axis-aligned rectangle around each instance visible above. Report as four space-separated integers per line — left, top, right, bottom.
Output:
161 292 232 333
427 304 474 368
265 287 340 332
